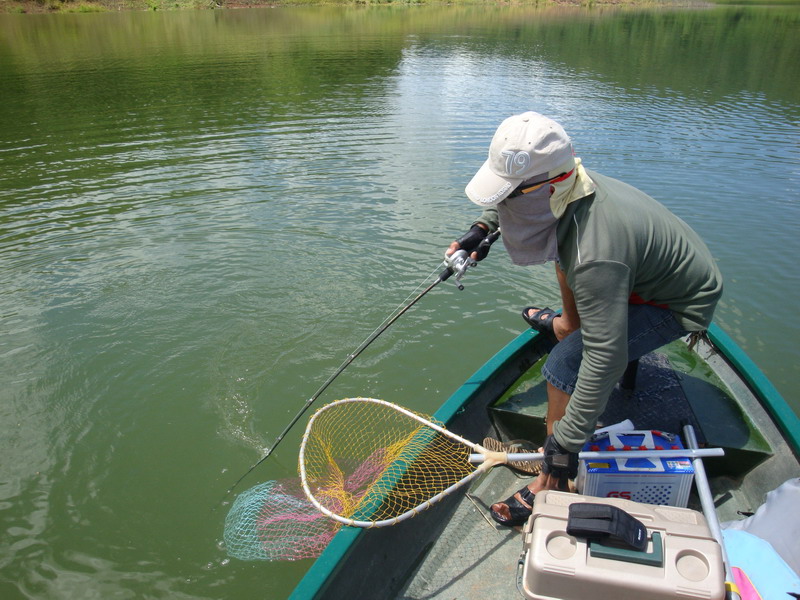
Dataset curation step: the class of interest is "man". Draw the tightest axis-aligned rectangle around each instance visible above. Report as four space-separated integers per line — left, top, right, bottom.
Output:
447 112 722 526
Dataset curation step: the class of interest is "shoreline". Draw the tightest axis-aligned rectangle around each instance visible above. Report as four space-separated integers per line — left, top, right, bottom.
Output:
0 0 708 15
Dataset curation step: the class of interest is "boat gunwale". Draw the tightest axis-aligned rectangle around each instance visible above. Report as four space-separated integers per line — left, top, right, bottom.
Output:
707 323 800 456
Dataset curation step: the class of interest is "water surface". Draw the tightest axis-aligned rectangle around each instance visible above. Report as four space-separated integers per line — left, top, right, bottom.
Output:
1 5 798 598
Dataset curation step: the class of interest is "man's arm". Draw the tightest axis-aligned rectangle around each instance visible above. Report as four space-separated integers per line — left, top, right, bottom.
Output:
554 261 580 339
553 260 632 451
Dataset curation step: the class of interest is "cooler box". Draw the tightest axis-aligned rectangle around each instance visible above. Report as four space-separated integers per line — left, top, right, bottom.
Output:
577 430 694 507
520 491 725 600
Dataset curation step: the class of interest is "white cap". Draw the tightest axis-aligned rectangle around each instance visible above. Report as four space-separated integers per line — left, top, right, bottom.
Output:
465 112 575 207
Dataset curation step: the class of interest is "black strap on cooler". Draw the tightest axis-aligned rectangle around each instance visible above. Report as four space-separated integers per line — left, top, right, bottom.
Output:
566 503 648 551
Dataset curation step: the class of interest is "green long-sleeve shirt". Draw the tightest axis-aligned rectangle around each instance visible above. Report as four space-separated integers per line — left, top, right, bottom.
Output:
476 170 723 451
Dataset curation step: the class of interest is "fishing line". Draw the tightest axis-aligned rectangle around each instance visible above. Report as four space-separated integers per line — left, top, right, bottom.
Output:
362 263 443 339
223 273 441 498
222 231 501 499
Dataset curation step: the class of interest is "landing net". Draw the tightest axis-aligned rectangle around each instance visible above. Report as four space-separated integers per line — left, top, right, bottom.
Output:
299 398 476 527
223 478 340 561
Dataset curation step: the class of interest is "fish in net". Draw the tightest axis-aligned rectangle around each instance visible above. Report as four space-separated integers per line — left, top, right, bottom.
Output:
223 449 391 561
299 398 478 527
223 478 340 561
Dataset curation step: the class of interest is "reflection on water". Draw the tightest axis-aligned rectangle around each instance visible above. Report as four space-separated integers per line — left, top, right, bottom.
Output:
0 5 798 599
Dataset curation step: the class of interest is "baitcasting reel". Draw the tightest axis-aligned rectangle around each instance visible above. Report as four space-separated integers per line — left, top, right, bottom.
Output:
442 249 477 290
440 229 501 290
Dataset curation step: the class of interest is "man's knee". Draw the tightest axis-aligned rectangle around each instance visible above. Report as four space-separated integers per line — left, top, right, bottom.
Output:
542 335 582 395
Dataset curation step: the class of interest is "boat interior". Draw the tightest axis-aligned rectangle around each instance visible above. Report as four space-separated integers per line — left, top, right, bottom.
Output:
300 332 799 599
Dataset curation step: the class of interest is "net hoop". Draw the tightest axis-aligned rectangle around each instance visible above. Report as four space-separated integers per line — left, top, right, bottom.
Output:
298 397 488 528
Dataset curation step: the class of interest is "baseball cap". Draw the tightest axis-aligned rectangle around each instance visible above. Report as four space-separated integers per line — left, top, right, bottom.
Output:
465 112 575 207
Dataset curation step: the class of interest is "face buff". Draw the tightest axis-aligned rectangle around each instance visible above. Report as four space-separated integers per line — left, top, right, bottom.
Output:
498 158 596 266
497 183 560 266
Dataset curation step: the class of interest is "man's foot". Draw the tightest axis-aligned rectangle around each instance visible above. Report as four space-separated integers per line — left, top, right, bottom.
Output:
522 306 578 341
522 306 561 343
490 484 536 527
491 471 575 526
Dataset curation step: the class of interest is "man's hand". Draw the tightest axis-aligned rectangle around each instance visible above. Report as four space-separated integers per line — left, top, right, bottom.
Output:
447 224 492 260
541 434 578 486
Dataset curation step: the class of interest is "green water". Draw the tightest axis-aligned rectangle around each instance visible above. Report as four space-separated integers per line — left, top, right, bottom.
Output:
1 5 798 598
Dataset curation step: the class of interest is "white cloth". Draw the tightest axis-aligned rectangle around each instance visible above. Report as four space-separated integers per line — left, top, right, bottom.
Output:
722 477 800 575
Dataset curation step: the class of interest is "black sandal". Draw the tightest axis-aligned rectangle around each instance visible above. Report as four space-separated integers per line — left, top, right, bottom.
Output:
522 306 560 344
490 485 535 527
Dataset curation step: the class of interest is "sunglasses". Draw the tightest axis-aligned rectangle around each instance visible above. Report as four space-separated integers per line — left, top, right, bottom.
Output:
507 169 574 199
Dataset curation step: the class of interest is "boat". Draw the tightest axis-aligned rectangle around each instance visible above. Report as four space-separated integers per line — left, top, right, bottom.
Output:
288 323 800 599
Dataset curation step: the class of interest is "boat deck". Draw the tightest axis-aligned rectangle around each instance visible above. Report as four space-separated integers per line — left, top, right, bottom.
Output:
399 467 527 599
399 348 701 599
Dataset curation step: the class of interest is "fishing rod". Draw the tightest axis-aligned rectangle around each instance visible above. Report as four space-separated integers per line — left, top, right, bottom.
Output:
224 230 502 497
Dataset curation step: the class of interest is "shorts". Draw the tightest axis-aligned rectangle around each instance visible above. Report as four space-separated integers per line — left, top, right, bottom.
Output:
542 304 691 395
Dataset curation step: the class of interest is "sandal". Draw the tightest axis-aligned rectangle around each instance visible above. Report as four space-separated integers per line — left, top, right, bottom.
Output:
482 437 542 475
490 485 535 527
522 306 560 344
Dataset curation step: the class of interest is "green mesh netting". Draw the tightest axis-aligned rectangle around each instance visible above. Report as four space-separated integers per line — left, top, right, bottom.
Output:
223 479 340 561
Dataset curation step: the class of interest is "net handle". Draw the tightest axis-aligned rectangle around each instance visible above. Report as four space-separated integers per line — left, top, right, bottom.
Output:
302 448 724 529
469 447 724 463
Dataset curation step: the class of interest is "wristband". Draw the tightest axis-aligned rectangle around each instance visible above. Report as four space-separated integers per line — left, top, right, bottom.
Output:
542 434 579 481
454 225 488 253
